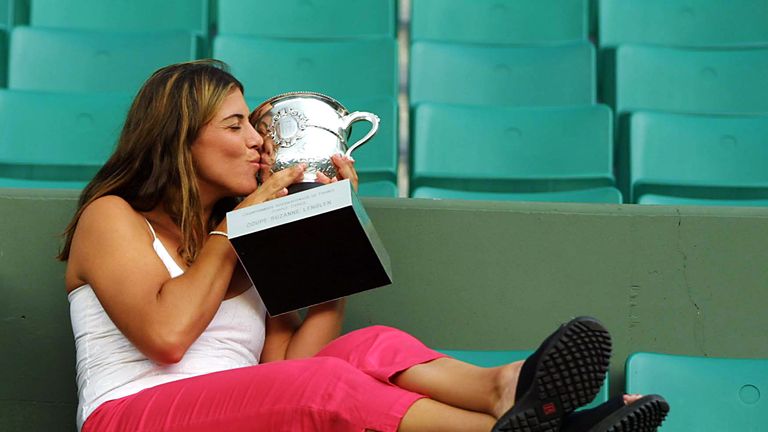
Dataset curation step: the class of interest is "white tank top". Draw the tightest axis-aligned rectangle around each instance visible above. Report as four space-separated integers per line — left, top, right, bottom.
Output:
68 220 267 430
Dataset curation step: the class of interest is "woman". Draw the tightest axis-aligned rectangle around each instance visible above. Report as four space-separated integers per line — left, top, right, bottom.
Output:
59 60 668 432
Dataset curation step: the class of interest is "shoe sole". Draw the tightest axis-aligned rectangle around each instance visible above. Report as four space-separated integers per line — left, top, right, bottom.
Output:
596 395 670 432
494 317 613 432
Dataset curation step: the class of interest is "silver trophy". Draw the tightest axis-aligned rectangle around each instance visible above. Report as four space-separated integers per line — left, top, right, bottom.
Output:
250 91 380 194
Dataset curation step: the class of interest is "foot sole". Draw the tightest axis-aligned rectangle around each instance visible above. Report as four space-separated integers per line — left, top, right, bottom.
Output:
493 317 613 432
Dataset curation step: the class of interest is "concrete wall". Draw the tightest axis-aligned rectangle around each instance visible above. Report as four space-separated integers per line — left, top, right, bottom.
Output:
2 188 767 430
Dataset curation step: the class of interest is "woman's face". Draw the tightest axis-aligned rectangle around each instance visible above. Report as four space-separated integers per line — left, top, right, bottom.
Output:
191 88 264 201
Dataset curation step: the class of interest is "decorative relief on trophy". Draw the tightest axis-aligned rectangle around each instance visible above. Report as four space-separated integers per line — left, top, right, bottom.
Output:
251 91 380 194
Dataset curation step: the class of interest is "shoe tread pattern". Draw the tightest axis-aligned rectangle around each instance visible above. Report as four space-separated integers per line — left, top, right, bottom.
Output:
604 399 669 432
494 318 612 432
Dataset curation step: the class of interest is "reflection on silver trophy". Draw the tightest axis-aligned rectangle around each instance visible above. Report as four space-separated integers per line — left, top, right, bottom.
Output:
250 91 380 193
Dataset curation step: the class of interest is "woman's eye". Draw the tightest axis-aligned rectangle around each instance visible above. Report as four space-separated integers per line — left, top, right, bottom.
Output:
228 125 242 130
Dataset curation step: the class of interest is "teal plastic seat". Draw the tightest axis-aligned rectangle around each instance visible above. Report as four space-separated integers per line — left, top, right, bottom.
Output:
439 350 608 410
411 104 615 196
218 0 396 39
8 27 198 93
413 187 622 204
637 195 768 207
411 0 588 44
30 0 210 35
629 111 768 205
410 41 595 107
626 352 768 431
0 29 6 87
214 35 397 100
599 0 768 48
358 180 398 198
605 44 768 115
1 0 27 29
0 89 131 186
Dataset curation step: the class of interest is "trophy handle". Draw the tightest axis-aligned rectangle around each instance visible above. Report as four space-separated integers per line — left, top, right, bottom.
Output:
341 111 380 157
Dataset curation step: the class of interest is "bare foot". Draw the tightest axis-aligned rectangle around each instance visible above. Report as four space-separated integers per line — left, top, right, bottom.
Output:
491 360 524 418
623 394 643 405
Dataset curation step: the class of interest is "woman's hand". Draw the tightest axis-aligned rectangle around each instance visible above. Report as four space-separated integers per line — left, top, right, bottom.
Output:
235 163 305 210
316 154 359 191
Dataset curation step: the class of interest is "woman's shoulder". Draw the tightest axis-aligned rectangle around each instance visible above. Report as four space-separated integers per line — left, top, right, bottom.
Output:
77 195 149 240
80 195 142 224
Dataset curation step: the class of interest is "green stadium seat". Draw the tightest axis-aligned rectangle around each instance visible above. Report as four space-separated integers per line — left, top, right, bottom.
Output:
0 29 6 87
604 44 768 115
410 41 595 107
411 104 615 197
0 89 131 187
358 180 398 198
599 0 768 48
413 187 622 204
637 195 768 207
626 352 768 431
439 350 608 410
215 35 397 101
629 111 768 205
29 0 210 35
411 0 588 44
8 26 198 93
218 0 396 39
1 0 28 29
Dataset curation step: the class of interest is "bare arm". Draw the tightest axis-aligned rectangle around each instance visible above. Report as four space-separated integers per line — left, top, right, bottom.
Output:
68 166 305 364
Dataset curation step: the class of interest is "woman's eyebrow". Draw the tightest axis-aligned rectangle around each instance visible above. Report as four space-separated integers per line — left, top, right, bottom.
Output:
220 113 245 123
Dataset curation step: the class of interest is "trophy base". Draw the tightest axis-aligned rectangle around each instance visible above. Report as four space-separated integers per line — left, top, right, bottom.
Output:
288 182 323 195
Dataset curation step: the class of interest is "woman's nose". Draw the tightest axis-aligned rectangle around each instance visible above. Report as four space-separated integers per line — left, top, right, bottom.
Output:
245 123 263 149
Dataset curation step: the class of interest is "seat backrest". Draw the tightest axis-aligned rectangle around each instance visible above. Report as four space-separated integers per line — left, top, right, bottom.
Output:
0 89 131 181
30 0 210 35
218 0 396 39
599 0 768 48
215 36 397 101
1 0 28 29
410 41 595 107
358 180 398 198
411 104 614 192
629 111 768 203
412 187 622 204
8 27 198 93
609 44 768 115
0 28 6 87
411 0 588 44
626 352 768 431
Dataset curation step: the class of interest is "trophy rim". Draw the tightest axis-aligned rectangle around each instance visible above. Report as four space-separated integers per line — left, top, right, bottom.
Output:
252 91 350 117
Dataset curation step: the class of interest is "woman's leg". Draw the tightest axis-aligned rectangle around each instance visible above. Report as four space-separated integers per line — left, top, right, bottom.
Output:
81 357 429 432
316 325 520 417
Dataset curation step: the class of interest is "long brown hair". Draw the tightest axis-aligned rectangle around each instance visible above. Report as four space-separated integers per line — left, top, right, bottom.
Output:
58 59 244 264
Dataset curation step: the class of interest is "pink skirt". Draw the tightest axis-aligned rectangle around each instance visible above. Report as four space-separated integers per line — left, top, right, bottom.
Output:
82 325 446 432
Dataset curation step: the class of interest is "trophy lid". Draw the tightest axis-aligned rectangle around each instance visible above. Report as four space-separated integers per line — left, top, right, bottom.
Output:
251 91 350 121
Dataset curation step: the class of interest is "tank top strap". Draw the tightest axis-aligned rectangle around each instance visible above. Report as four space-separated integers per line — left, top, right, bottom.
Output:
143 218 184 278
144 218 159 240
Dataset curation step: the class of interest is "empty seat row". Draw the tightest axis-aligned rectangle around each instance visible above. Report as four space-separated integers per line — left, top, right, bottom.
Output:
411 0 768 47
2 0 398 38
410 105 768 206
7 0 767 47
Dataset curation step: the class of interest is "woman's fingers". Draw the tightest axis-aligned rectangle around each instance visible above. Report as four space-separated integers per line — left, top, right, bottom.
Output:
238 164 305 209
331 154 358 191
